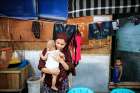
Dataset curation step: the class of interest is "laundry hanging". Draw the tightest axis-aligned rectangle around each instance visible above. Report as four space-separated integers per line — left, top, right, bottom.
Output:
32 21 41 39
88 23 101 40
88 21 113 40
53 24 77 41
53 24 64 40
70 29 82 66
68 0 140 18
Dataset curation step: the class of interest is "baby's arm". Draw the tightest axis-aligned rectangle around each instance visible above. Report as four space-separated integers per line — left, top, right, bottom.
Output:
40 53 48 60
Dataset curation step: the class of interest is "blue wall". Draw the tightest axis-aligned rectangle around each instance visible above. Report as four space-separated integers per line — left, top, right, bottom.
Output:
117 20 140 52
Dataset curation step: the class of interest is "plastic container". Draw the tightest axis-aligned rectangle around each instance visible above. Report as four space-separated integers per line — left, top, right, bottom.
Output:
68 87 94 93
0 48 12 69
111 88 135 93
27 76 41 93
9 51 20 65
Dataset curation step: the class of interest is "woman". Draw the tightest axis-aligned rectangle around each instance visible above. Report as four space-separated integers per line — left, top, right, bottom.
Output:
38 32 75 93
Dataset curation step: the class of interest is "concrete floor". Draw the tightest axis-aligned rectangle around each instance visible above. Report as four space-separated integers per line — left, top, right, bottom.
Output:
70 55 110 93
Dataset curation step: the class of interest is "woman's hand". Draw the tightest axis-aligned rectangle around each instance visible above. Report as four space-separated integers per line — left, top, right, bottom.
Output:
57 55 69 70
56 53 65 64
57 56 65 64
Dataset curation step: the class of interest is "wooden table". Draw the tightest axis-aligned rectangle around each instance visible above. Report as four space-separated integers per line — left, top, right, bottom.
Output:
0 64 31 93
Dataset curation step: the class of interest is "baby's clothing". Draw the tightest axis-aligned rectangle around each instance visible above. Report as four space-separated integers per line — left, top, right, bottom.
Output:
45 50 60 69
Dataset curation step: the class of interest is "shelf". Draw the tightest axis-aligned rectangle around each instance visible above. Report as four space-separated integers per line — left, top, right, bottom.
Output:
109 82 140 89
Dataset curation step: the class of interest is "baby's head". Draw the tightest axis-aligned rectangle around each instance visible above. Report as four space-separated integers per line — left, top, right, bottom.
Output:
47 40 55 50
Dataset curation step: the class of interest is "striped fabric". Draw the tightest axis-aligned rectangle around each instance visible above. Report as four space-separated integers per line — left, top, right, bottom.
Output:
68 0 140 18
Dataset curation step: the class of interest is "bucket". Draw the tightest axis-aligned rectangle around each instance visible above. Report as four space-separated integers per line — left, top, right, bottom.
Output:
27 76 41 93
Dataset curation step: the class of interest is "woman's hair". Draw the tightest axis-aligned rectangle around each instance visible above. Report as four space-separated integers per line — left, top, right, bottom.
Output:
55 32 67 42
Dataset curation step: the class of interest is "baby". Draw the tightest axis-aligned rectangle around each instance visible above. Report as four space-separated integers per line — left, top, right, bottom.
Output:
40 40 65 91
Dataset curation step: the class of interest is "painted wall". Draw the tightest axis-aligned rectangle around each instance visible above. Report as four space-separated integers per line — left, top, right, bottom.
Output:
117 19 140 52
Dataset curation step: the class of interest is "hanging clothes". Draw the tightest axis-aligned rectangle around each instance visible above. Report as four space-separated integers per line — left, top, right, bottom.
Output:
53 24 77 40
72 31 82 65
88 23 101 40
68 27 82 67
32 21 41 39
53 24 64 40
88 21 113 40
88 23 98 40
102 21 113 36
65 25 76 40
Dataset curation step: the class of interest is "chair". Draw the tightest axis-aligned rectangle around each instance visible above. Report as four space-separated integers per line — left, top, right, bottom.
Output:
68 87 94 93
111 88 135 93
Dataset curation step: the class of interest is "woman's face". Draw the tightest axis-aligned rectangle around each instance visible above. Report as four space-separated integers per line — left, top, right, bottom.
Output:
55 39 66 50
